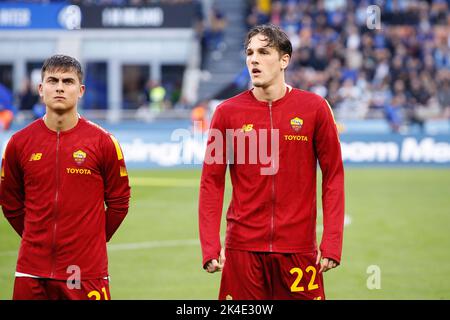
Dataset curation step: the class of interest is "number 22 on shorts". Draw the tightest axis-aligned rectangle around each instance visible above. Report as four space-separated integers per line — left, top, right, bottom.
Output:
289 266 319 292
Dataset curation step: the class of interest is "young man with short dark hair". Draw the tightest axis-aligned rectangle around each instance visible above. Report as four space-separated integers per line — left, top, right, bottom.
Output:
199 24 345 300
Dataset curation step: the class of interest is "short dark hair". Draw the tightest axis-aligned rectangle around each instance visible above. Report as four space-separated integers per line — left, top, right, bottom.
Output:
41 54 83 83
245 24 292 57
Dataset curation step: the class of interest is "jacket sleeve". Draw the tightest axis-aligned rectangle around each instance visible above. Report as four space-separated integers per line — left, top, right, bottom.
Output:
101 134 131 242
198 105 228 267
314 99 345 264
0 135 25 237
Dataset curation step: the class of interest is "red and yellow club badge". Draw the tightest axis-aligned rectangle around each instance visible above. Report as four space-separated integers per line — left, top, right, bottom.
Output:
73 150 87 165
290 117 303 132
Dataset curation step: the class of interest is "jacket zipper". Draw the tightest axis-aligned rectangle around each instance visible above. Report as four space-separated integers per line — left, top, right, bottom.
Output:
268 102 275 252
50 130 60 278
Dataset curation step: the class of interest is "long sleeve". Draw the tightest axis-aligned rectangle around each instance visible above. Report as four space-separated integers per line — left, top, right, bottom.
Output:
314 100 345 264
102 134 131 242
198 106 228 267
0 135 25 237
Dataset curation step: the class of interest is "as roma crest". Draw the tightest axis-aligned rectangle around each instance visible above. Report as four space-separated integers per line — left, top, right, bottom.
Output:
290 117 303 132
73 150 87 165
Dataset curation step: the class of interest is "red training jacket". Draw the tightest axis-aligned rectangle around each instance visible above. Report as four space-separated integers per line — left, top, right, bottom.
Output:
0 117 130 280
199 88 345 267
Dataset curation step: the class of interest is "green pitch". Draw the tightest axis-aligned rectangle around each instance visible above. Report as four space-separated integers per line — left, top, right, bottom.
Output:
1 168 449 300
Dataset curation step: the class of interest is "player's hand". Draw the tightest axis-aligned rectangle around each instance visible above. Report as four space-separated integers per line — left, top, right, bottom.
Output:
205 248 226 273
316 250 338 273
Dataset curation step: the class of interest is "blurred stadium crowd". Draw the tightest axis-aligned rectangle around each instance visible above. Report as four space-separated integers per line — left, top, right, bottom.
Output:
16 0 193 4
1 0 450 133
246 0 450 132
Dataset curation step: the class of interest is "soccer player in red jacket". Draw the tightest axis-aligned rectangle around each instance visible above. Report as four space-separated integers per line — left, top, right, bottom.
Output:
0 55 131 300
199 25 345 300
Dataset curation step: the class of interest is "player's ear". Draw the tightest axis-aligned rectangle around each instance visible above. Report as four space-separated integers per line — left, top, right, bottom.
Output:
79 84 85 99
38 83 43 97
280 53 290 71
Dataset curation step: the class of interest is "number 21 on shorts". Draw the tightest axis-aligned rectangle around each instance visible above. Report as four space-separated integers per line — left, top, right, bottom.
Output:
87 287 109 300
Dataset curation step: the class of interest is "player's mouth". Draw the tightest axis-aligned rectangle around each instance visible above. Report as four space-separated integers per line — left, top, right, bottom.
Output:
54 96 66 100
252 68 262 76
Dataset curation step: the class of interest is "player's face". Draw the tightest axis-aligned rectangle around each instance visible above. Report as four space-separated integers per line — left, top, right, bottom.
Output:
246 34 290 89
39 69 85 114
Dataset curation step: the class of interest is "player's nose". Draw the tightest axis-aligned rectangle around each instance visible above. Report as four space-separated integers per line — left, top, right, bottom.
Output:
250 55 259 65
56 81 64 91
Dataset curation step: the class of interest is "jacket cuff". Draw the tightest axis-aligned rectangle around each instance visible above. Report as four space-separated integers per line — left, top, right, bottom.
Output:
202 254 219 269
321 251 341 265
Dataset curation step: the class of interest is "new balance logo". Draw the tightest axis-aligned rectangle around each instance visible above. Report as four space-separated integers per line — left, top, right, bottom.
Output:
241 124 253 132
29 153 42 161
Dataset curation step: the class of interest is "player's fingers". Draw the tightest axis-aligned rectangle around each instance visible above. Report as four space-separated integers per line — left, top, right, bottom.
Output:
328 260 336 270
324 260 334 272
220 248 226 264
322 259 338 273
206 260 219 273
319 258 329 273
217 260 224 271
315 250 322 266
332 260 338 270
